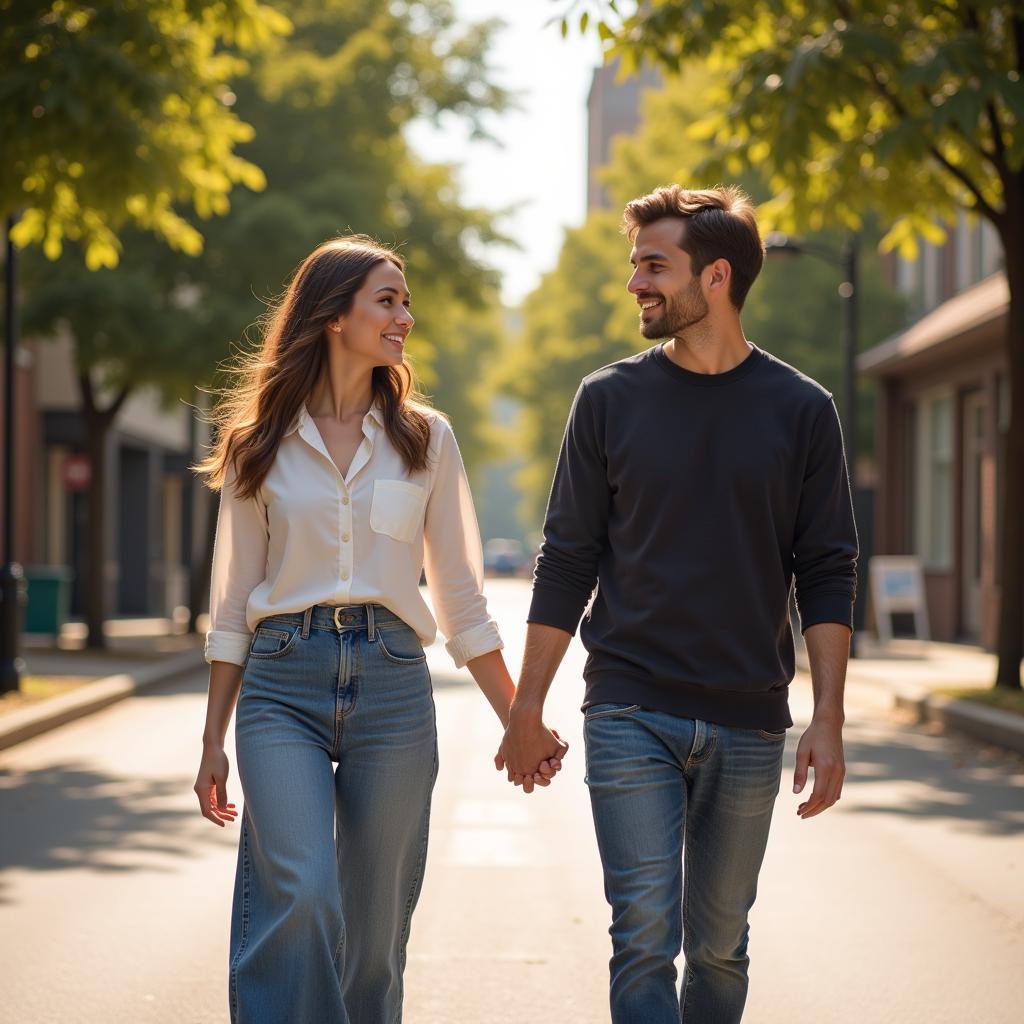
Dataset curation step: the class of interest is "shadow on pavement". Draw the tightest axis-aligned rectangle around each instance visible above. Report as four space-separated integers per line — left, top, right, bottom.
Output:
0 759 230 905
782 716 1024 837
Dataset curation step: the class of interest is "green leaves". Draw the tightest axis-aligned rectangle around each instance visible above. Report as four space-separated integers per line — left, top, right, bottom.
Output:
575 0 1017 240
17 0 510 474
1 0 291 262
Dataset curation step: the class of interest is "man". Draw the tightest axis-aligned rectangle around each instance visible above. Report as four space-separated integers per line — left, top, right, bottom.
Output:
499 185 857 1023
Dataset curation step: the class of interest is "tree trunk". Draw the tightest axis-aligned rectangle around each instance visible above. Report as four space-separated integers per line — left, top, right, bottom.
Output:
995 196 1024 689
78 373 130 651
82 413 108 650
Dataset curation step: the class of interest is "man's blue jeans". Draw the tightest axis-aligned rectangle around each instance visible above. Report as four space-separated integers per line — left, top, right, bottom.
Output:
584 703 786 1024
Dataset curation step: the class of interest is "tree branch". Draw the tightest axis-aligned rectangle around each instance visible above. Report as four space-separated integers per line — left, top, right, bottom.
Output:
916 83 997 165
77 371 96 417
103 386 131 421
986 99 1009 174
834 0 1003 224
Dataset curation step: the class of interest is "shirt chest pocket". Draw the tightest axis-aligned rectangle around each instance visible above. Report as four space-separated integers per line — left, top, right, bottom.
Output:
369 479 427 544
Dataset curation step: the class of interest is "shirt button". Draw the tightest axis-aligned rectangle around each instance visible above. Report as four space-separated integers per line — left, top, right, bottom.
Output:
341 533 350 542
342 496 350 506
341 570 350 581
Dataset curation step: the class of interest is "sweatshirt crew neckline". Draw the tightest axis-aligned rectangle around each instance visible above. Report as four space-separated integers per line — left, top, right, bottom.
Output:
651 341 764 387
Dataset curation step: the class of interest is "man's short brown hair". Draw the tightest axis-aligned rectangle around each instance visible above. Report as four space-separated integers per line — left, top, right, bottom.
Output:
622 185 764 310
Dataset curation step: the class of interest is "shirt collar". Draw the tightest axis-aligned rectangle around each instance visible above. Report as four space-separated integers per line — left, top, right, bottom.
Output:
284 400 384 436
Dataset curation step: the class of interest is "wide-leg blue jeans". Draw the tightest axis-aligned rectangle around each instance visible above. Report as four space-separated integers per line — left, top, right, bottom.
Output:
584 702 785 1024
229 604 438 1024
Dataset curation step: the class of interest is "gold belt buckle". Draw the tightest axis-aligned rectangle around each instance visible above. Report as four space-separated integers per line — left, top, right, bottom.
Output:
333 606 343 630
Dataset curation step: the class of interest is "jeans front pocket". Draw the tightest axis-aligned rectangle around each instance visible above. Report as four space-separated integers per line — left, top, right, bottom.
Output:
584 702 643 721
248 623 299 660
375 626 427 665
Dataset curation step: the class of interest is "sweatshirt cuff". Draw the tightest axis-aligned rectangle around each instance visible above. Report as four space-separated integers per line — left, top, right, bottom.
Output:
204 630 253 666
445 620 503 669
797 592 855 633
527 584 587 636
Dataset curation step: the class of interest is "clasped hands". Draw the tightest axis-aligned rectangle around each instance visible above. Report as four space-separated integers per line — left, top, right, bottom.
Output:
495 704 569 794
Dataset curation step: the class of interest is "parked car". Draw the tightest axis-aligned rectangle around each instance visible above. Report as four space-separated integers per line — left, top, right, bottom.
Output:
483 538 527 577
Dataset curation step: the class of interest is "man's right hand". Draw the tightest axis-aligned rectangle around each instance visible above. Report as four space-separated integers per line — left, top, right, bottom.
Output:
497 707 569 794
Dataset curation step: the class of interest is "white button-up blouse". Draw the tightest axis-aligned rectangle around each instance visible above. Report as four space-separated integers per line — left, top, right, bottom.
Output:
204 403 503 669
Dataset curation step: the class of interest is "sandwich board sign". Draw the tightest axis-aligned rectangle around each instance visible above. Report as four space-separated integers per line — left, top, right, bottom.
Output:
868 555 930 644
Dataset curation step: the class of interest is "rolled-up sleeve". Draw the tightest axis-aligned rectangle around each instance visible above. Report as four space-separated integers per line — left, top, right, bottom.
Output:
204 468 270 666
423 420 502 668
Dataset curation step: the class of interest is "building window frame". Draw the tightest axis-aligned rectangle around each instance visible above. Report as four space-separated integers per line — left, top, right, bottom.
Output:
914 388 955 571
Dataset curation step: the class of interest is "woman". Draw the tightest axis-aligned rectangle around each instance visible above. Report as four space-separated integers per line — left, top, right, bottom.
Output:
192 235 566 1024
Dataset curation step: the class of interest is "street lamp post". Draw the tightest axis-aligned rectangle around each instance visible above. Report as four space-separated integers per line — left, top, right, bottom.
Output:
763 231 862 653
1 215 23 693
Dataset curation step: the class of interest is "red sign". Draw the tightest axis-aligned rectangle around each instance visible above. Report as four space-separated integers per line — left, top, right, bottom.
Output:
63 453 91 492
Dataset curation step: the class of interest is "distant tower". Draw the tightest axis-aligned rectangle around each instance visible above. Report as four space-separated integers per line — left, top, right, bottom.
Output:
586 57 662 210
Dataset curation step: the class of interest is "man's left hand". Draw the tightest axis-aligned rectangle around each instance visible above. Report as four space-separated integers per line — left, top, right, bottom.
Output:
792 717 845 819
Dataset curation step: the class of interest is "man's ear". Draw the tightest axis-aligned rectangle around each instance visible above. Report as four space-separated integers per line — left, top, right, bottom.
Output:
705 258 732 299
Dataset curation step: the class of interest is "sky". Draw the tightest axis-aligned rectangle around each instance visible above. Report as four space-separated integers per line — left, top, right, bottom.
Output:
405 1 603 306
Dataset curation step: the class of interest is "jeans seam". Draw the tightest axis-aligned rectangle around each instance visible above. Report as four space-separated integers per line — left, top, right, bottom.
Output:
685 722 717 768
228 817 252 1023
680 812 694 1018
333 632 346 759
393 741 437 1024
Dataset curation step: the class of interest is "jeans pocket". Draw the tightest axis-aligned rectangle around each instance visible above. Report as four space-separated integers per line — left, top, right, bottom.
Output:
248 623 299 660
584 702 642 721
375 627 427 665
756 728 787 741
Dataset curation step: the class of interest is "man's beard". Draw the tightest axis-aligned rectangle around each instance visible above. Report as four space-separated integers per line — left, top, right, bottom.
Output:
639 280 709 340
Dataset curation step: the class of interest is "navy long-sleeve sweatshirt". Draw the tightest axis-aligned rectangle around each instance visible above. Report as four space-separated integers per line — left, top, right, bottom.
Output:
528 343 858 731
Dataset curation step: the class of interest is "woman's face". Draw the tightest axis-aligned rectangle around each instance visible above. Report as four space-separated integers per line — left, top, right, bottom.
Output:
331 260 414 368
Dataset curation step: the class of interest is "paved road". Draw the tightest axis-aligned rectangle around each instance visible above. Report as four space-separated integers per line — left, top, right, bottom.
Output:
2 579 1022 1023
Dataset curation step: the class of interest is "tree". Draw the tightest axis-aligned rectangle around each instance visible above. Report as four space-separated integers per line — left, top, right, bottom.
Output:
4 0 289 648
503 213 638 526
571 0 1024 689
18 0 510 646
1 0 289 265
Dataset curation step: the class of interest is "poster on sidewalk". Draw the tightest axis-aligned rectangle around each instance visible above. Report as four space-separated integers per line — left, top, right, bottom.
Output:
868 556 931 644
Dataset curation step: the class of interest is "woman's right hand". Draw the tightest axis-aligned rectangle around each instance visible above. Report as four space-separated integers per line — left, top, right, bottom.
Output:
194 742 239 827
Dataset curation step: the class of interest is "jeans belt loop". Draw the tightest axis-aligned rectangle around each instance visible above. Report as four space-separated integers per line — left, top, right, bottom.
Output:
366 603 376 642
301 606 312 640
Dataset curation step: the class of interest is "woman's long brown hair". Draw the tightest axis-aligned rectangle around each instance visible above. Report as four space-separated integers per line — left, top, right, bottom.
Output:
195 236 434 499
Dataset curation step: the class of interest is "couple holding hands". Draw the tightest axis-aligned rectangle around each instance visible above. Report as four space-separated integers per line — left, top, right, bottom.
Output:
195 184 857 1024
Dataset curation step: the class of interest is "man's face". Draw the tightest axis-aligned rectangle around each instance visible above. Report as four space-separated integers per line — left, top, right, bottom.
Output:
627 218 708 340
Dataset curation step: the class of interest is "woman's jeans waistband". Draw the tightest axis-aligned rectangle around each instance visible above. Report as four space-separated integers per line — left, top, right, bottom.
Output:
258 602 405 639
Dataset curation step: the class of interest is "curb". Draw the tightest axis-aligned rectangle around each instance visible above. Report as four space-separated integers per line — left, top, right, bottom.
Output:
0 648 205 753
893 689 1024 757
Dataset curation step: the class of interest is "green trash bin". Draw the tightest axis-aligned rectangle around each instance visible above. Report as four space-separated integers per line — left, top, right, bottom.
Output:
24 565 74 636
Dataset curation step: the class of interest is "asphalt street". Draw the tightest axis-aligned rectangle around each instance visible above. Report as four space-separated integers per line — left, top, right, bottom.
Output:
1 578 1022 1023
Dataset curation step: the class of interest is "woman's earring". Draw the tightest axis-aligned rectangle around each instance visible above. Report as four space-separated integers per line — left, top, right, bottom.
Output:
331 324 341 333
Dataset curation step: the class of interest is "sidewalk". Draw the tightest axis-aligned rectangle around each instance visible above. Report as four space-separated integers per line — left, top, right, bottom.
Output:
803 634 1024 756
0 617 205 752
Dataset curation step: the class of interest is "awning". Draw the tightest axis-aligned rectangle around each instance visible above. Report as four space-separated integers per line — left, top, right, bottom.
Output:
858 271 1007 377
